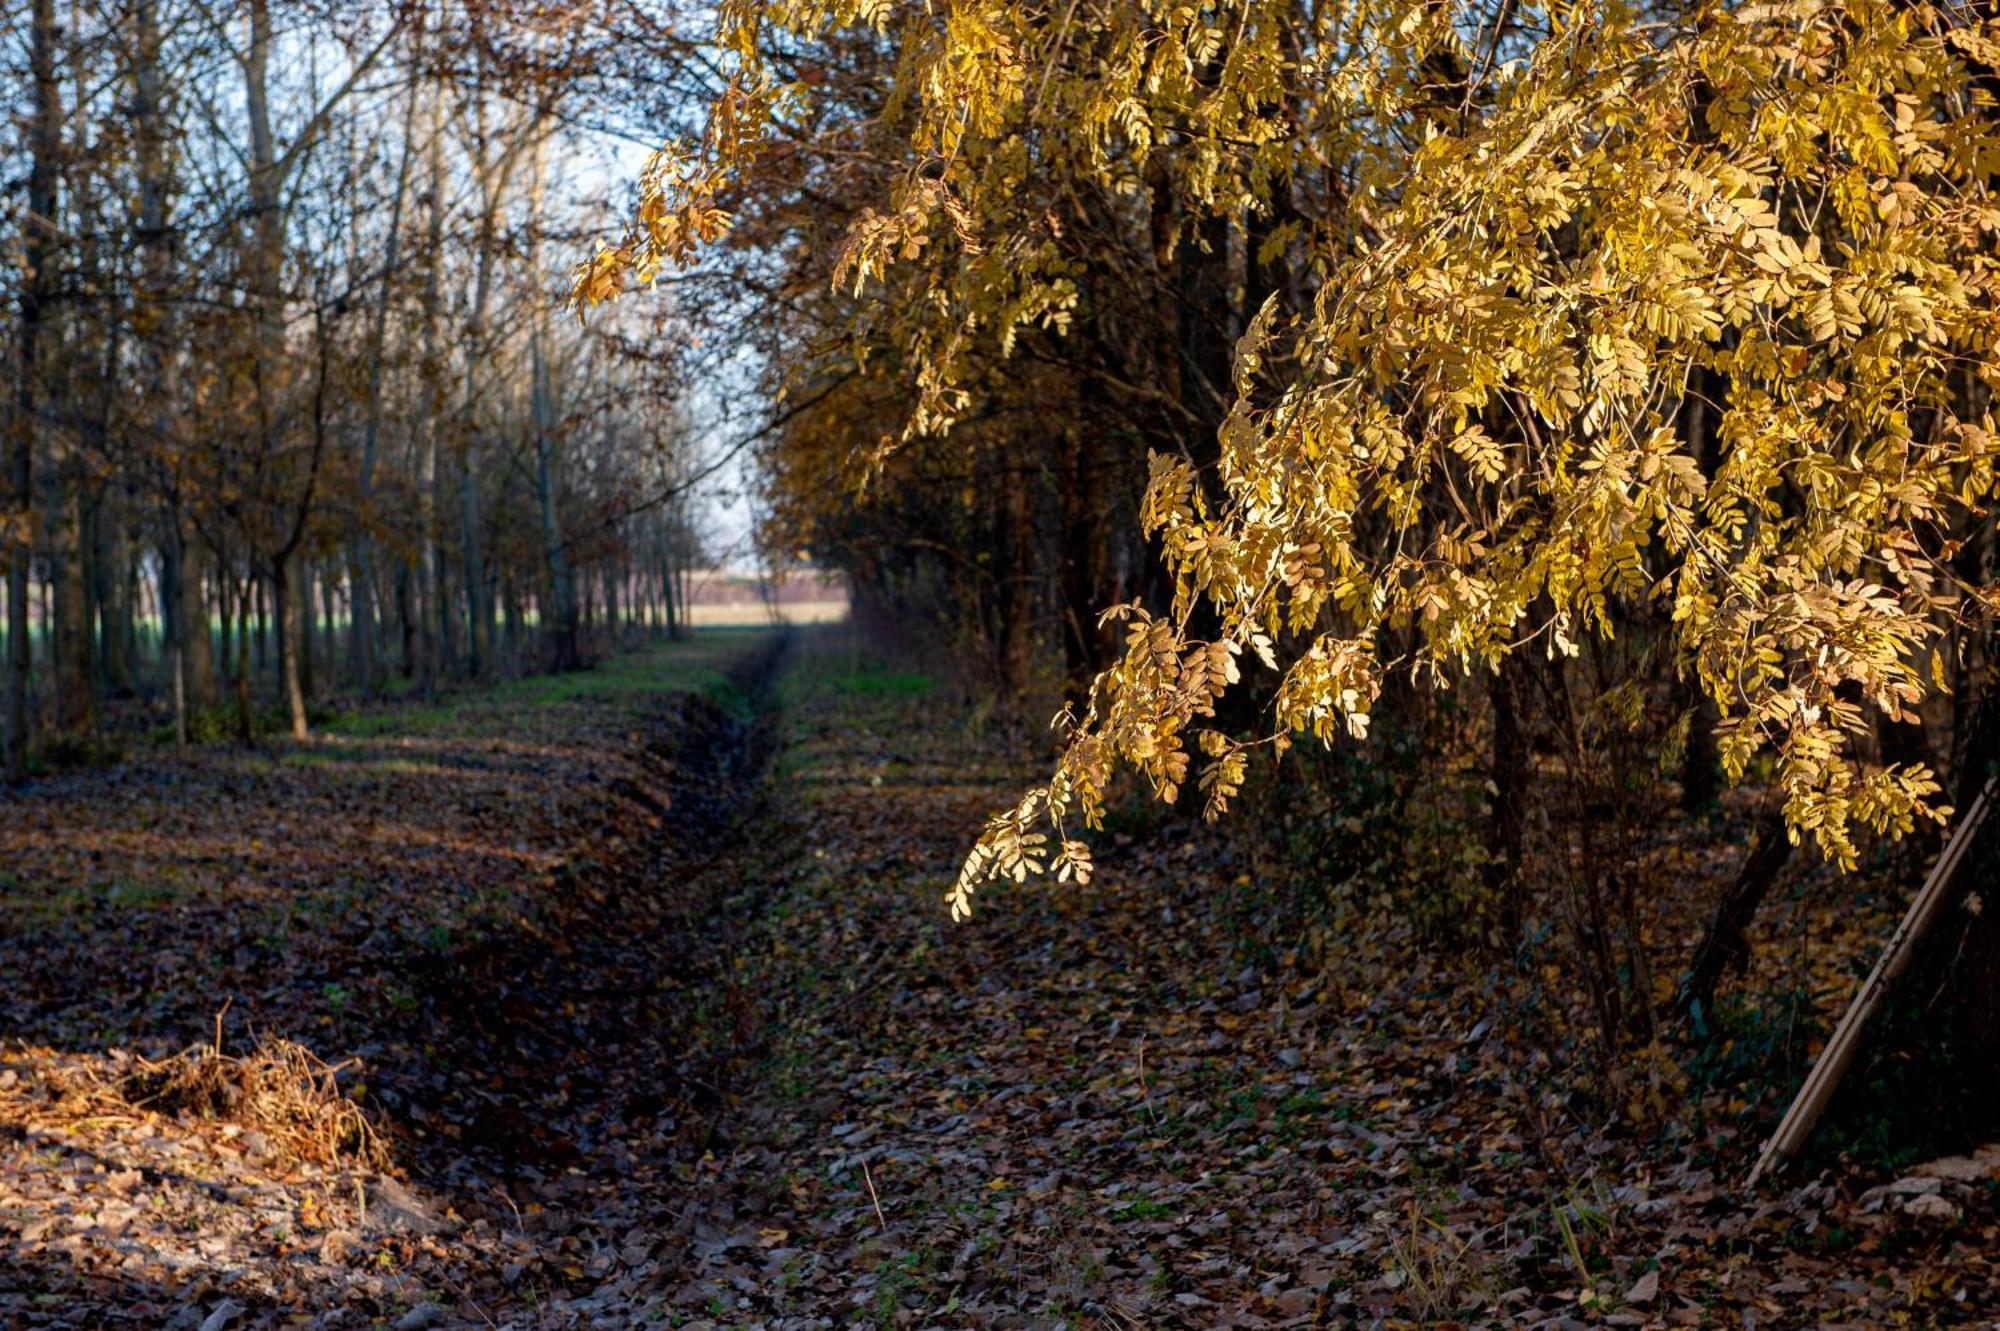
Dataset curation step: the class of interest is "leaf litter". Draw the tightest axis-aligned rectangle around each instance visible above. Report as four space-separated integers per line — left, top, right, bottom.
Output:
1 627 1995 1327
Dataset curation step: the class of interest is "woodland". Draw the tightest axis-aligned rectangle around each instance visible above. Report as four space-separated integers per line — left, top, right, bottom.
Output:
4 0 2000 1327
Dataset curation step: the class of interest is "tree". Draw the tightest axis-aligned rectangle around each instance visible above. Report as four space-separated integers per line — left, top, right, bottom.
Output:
7 0 63 782
578 0 2000 918
0 0 706 770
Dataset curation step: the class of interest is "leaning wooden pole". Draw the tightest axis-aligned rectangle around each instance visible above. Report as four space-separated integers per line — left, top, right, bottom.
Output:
1747 777 1997 1188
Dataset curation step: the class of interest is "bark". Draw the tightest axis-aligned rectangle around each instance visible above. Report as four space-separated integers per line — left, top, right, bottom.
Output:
51 493 93 739
1680 691 1721 811
96 498 133 695
456 67 517 681
605 562 622 644
1748 782 1997 1182
668 543 684 639
216 551 236 686
7 0 61 781
232 571 254 744
528 133 579 671
243 0 387 737
53 0 103 745
501 575 524 670
319 563 339 685
244 0 308 735
1676 371 1724 811
293 556 315 701
40 569 54 672
182 541 220 708
275 556 308 740
1952 825 2000 1114
1176 214 1235 450
1680 806 1795 1021
1057 429 1102 681
1948 655 2000 1101
462 454 488 676
416 78 447 700
1485 652 1532 942
132 0 213 712
253 576 268 676
352 53 421 701
161 533 186 746
397 563 415 678
440 550 461 674
1000 461 1036 694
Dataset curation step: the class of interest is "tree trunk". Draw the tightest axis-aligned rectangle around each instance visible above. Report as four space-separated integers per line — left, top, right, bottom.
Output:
456 59 513 682
216 553 236 688
462 455 488 678
503 575 524 669
1680 806 1794 1022
51 491 94 740
1000 462 1036 695
397 561 416 678
233 572 255 745
55 5 108 747
296 557 315 701
245 0 300 735
183 540 220 708
7 0 61 782
346 541 372 688
276 556 308 740
319 562 339 688
1485 651 1532 943
667 551 683 638
96 498 133 695
352 48 421 702
416 76 446 699
132 0 208 710
253 576 269 676
161 532 187 746
606 563 622 646
1676 368 1726 811
528 136 578 672
161 527 188 739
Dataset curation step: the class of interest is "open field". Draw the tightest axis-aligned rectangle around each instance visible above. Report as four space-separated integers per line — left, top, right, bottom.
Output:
685 598 850 627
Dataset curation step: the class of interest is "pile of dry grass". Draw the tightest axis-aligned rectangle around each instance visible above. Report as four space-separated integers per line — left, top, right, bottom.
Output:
48 1034 388 1170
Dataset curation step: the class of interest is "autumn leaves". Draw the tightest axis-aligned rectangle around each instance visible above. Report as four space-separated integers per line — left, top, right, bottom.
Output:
576 0 2000 907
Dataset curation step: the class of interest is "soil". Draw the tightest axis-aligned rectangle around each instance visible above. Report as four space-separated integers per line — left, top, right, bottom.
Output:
3 628 1996 1328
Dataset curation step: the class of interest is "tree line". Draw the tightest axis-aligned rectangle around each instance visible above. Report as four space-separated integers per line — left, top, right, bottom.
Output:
1 0 710 776
581 0 2000 1096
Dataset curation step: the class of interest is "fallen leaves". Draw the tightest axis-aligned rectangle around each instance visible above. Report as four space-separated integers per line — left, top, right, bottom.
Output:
1 629 1997 1326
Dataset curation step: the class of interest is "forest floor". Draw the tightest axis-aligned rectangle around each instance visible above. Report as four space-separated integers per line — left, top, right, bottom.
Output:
2 627 1997 1329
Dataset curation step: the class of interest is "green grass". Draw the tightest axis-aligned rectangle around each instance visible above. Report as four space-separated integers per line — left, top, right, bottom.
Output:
0 875 193 928
320 632 770 741
829 667 934 698
1116 1197 1174 1221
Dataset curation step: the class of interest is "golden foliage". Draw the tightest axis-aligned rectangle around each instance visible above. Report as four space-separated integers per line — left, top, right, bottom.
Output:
580 0 2000 910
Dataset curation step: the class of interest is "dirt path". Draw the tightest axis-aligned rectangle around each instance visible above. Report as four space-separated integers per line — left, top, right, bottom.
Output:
607 634 2000 1329
4 629 1997 1329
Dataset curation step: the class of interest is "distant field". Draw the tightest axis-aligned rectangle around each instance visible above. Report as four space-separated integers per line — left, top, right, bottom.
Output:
688 599 848 627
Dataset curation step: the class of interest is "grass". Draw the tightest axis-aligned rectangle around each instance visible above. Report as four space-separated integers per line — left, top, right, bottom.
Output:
0 876 196 928
320 631 769 741
829 667 934 698
1115 1196 1173 1221
8 633 785 978
1388 1199 1496 1320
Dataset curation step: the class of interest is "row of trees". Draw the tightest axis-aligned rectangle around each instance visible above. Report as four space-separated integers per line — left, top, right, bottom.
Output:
1 0 710 775
582 0 2000 1082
